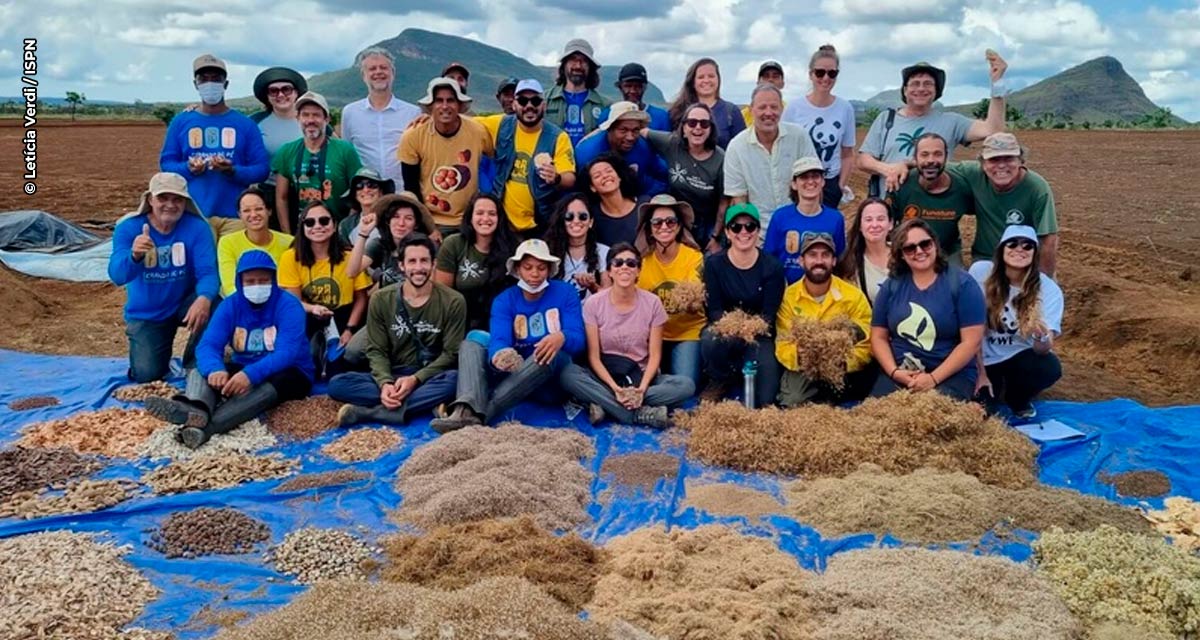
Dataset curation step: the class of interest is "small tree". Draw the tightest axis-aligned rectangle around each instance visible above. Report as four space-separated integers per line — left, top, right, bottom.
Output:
152 105 177 126
862 106 881 126
65 91 85 121
972 98 989 119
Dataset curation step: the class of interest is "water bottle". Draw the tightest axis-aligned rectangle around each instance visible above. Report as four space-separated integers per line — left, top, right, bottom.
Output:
742 360 758 409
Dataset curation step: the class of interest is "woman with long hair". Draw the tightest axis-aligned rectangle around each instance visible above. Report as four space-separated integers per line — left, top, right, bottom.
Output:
544 193 610 300
337 167 395 245
346 192 438 288
581 154 644 248
643 102 726 252
834 197 894 304
869 218 985 400
667 58 745 149
435 193 519 331
781 45 857 208
969 225 1063 418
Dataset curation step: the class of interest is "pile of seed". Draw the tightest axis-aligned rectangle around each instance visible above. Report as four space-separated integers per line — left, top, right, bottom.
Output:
272 469 371 493
599 452 680 492
19 407 166 458
661 280 706 315
0 479 138 520
1101 470 1172 498
114 380 179 402
682 482 785 520
710 309 770 343
269 527 377 584
7 395 60 411
143 453 297 495
266 395 342 440
320 427 403 463
0 530 161 639
392 423 594 531
137 419 276 460
782 316 859 388
0 446 103 502
146 508 271 558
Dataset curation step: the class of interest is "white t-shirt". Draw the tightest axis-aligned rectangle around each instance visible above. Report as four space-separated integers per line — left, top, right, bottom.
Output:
862 257 889 306
781 96 857 179
560 243 610 300
968 260 1064 365
258 113 302 158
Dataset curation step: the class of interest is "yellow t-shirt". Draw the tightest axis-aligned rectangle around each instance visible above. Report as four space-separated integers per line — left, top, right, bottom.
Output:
276 248 371 310
774 275 873 373
216 230 294 297
637 245 705 341
478 115 575 231
397 118 495 228
741 101 786 127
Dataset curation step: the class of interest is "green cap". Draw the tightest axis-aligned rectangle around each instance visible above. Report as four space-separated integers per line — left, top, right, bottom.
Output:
725 202 760 225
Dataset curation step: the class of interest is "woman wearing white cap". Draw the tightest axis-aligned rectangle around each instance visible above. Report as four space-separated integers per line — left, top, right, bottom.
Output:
969 225 1063 419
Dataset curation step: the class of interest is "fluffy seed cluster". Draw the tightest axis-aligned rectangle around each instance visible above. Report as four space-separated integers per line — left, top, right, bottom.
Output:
147 507 271 558
143 452 297 495
682 482 785 520
1145 497 1200 552
661 281 706 315
782 316 858 388
269 527 377 584
19 407 165 458
710 309 770 343
320 427 403 463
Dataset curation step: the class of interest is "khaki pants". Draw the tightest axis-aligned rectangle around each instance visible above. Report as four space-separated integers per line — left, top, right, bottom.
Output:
208 216 245 240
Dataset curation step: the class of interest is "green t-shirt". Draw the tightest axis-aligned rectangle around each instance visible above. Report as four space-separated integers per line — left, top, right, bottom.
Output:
436 233 505 331
271 138 362 222
949 162 1058 258
887 168 975 256
365 283 466 387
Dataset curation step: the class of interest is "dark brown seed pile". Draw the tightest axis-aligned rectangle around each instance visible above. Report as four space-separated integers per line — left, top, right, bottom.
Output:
7 395 60 411
272 469 371 493
1101 470 1172 498
147 508 271 558
0 446 103 502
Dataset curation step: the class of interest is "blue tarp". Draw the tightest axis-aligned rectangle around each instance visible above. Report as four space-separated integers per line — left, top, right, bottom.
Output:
1 348 1197 637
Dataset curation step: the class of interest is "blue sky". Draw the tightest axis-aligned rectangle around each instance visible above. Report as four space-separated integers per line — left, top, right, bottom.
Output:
0 0 1196 121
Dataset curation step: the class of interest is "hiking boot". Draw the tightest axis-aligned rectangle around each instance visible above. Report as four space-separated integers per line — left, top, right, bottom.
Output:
179 426 209 450
337 404 365 427
699 380 731 403
633 405 671 429
146 396 209 429
1013 404 1038 420
430 406 482 435
587 403 606 425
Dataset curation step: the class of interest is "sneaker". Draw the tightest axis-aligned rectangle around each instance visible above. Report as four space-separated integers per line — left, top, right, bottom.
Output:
633 405 671 429
146 396 208 428
587 403 606 425
336 404 364 427
430 406 482 435
179 426 208 450
699 380 731 403
1013 405 1038 420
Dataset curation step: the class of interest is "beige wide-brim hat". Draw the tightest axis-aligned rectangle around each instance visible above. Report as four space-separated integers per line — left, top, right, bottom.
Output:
635 193 699 253
417 77 473 105
135 172 204 217
506 238 561 279
598 101 651 131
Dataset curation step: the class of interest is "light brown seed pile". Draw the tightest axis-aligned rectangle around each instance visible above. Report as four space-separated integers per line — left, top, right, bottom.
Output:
807 547 1082 640
147 508 271 558
137 419 276 460
600 452 679 492
270 527 377 584
1101 470 1172 498
19 407 166 458
114 380 180 402
710 309 770 343
1145 497 1200 552
588 525 812 638
7 395 60 411
782 316 858 388
265 395 342 440
143 453 298 495
682 482 785 520
320 427 403 463
0 478 138 520
677 392 1039 488
380 516 605 610
0 530 161 639
392 423 594 531
661 280 707 315
272 469 371 493
0 446 103 502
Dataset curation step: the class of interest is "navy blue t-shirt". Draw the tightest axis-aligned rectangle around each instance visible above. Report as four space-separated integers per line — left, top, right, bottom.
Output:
563 90 588 146
871 269 985 384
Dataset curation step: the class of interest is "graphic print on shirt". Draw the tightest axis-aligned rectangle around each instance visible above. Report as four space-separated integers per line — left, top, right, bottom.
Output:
669 162 714 192
989 301 1022 347
896 302 936 351
302 277 341 309
186 126 237 167
232 326 277 354
1005 209 1027 225
806 117 842 165
457 258 484 282
144 242 188 277
895 127 926 156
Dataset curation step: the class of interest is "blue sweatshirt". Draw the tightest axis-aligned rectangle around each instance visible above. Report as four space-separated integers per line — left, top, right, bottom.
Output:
195 250 314 385
597 104 673 133
574 133 668 197
108 213 220 322
763 204 847 285
488 280 585 361
159 110 270 219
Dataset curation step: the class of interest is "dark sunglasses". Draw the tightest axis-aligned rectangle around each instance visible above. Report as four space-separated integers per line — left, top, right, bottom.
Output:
683 118 712 130
727 221 759 234
267 85 296 97
901 238 936 255
1003 239 1036 251
516 95 544 107
610 257 641 269
650 216 679 228
812 69 839 79
563 212 590 222
303 216 333 228
354 181 380 191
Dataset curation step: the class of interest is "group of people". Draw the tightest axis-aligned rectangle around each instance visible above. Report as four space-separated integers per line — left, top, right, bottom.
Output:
110 41 1064 448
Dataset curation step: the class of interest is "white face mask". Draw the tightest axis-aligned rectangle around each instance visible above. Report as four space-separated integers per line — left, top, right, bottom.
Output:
518 279 550 294
243 284 272 304
197 82 225 105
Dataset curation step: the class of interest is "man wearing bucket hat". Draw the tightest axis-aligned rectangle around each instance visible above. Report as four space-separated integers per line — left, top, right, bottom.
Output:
430 239 586 433
272 91 363 234
741 60 786 127
109 172 220 382
341 48 422 191
399 77 495 234
859 49 1009 197
545 38 610 146
597 63 671 132
764 156 847 284
949 131 1059 275
576 101 669 197
160 54 270 239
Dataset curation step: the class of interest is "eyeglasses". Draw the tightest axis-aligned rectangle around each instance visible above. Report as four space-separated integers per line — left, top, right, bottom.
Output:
650 217 679 228
355 181 380 191
303 216 333 228
901 238 936 256
515 95 544 107
610 257 640 269
1003 239 1036 251
812 69 839 79
563 212 590 222
267 86 296 97
727 221 759 234
683 118 712 130
907 80 937 89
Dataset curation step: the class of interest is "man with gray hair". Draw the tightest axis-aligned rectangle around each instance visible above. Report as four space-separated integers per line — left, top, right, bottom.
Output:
340 47 421 190
723 84 818 235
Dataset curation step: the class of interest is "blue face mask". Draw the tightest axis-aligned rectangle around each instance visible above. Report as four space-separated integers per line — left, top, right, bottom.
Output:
243 284 271 304
197 82 225 105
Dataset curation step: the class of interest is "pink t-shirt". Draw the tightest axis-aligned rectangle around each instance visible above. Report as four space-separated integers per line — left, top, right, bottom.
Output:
582 288 668 370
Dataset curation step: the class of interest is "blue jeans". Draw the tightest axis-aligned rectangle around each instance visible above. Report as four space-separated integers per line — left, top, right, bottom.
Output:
663 339 701 389
328 367 459 421
560 362 694 424
700 326 781 409
125 294 206 383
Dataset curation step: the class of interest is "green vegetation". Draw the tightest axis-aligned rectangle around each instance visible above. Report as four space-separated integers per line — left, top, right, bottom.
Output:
64 91 85 121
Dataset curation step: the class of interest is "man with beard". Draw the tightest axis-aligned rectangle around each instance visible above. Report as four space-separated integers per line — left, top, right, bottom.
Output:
476 79 576 236
575 102 669 197
329 234 465 426
545 39 610 146
887 132 975 264
340 47 421 191
597 63 671 132
272 92 363 234
774 232 875 406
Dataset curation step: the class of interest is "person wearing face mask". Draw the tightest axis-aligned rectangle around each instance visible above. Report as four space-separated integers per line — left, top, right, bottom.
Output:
145 250 312 449
328 235 465 426
217 187 294 297
544 39 610 147
781 46 857 209
160 54 270 239
575 102 668 198
272 92 363 235
887 133 975 264
429 239 585 433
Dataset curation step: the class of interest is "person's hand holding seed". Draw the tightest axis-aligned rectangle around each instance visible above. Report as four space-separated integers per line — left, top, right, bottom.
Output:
394 376 418 402
380 381 405 409
533 332 565 366
492 348 522 372
208 370 230 390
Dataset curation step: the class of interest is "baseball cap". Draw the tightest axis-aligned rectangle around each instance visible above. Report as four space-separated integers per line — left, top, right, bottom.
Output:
724 202 761 225
192 54 227 75
981 132 1022 159
800 231 837 255
758 60 784 76
598 101 650 130
791 156 824 177
616 62 649 84
137 172 203 217
496 77 519 94
417 77 473 105
441 62 470 79
294 91 330 116
514 79 544 95
561 38 597 64
999 225 1038 246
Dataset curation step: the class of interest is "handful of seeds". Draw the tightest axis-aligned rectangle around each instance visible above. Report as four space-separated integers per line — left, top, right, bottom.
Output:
784 316 859 388
147 507 271 558
710 309 769 343
661 281 706 315
143 452 297 495
270 527 377 584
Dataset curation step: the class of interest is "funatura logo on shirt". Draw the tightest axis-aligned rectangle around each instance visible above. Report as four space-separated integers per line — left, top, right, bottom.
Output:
896 302 936 351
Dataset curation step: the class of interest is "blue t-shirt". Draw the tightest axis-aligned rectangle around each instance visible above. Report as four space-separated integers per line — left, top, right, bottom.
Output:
488 280 586 361
107 213 220 323
762 204 847 284
575 135 668 198
563 90 589 147
871 269 986 384
597 104 672 133
159 110 270 218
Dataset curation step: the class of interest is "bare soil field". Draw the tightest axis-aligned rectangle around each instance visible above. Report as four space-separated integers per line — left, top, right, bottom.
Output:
0 124 1197 405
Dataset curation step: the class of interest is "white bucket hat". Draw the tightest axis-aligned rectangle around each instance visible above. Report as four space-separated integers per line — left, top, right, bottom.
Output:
417 77 473 105
506 239 561 278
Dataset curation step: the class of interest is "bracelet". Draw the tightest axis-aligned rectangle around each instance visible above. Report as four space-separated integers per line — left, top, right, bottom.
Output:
358 233 370 239
929 372 940 385
990 81 1009 99
890 367 900 380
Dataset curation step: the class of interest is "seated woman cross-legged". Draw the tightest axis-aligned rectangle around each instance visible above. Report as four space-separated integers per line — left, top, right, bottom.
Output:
561 243 695 428
870 218 986 400
970 225 1063 419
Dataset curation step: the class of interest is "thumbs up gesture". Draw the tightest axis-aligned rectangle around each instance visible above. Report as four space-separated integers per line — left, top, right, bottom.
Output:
132 223 156 262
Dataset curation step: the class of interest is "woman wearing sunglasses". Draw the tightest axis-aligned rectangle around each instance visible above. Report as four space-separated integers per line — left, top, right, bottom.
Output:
561 243 694 428
969 226 1062 419
545 193 610 300
869 218 985 400
635 194 705 388
781 45 857 209
337 167 395 245
643 102 727 252
277 202 372 378
435 193 519 331
346 191 439 288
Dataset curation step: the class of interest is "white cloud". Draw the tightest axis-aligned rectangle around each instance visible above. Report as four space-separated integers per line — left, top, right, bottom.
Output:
825 0 965 23
117 27 207 48
746 17 786 52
